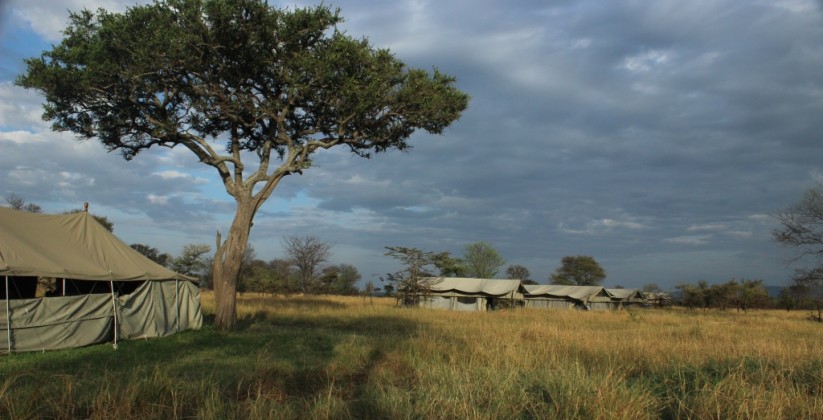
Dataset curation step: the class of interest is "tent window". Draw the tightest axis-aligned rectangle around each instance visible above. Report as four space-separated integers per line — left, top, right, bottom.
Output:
60 280 108 296
0 277 38 299
112 281 144 296
456 297 476 305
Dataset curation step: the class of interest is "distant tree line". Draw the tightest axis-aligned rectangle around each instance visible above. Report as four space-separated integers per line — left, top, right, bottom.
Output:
382 242 612 307
131 235 361 296
674 279 770 311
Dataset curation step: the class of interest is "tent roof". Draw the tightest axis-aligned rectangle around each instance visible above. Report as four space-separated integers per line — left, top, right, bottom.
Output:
522 285 608 300
0 207 192 281
420 277 521 296
605 288 641 299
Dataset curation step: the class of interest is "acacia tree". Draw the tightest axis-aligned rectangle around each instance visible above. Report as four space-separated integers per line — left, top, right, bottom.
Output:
171 243 212 278
462 241 505 278
384 246 449 305
317 264 361 295
130 243 173 267
550 255 606 286
17 0 469 329
505 264 535 284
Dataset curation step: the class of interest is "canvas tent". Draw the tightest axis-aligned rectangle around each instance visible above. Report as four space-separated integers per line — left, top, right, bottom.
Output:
0 207 202 353
605 288 645 309
417 277 522 311
522 285 614 310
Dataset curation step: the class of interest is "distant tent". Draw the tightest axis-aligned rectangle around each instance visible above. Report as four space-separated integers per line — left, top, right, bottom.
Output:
0 207 202 353
417 277 522 311
605 288 645 309
522 285 613 310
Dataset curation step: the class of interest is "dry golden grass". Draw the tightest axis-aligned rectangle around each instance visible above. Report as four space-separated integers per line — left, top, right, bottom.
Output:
197 292 823 418
1 291 821 419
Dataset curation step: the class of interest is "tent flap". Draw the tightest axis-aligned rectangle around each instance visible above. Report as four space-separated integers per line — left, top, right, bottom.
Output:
119 280 203 339
0 294 113 352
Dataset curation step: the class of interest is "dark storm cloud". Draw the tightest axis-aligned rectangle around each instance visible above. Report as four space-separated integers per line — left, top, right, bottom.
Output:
275 0 823 285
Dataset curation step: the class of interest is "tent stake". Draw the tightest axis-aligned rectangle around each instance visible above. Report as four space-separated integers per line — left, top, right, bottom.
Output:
5 276 11 354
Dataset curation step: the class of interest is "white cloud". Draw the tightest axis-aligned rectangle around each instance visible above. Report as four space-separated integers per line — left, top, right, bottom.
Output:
726 230 753 238
621 50 671 72
558 215 647 235
0 84 47 129
7 166 48 187
0 130 41 144
153 170 190 180
665 235 711 246
768 0 818 13
151 170 209 185
58 171 94 188
687 223 728 232
146 193 169 205
747 214 772 223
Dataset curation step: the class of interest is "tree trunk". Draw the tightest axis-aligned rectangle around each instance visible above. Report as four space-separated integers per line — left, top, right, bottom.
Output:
212 202 255 330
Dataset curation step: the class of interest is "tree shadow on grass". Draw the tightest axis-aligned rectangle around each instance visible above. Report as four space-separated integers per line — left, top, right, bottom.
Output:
0 304 430 418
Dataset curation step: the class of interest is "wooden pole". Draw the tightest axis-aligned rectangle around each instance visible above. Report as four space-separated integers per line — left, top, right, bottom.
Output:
5 276 11 354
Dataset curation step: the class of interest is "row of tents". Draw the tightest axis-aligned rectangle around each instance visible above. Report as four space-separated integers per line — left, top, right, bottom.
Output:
0 207 202 354
415 277 651 311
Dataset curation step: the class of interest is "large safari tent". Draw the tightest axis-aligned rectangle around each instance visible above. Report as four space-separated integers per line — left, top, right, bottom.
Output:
418 277 522 311
521 284 615 310
0 207 202 353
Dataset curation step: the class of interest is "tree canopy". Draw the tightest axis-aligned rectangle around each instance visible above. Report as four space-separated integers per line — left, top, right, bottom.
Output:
384 246 452 305
462 241 505 278
550 255 606 286
130 243 173 267
17 0 469 329
505 264 534 284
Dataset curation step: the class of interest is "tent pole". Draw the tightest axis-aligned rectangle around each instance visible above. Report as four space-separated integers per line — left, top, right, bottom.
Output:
5 276 11 354
109 281 118 350
175 279 180 333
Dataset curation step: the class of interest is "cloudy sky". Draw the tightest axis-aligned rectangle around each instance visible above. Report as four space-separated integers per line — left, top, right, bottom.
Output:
2 0 822 290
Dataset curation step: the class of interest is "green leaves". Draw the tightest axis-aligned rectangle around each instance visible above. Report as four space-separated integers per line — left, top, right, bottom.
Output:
550 255 606 286
18 0 468 167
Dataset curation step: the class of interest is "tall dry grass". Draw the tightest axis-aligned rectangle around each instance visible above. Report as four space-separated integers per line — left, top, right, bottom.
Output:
1 291 821 419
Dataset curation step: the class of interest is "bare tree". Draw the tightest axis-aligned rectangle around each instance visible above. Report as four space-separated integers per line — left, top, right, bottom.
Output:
774 185 823 321
774 185 823 259
283 236 332 296
5 193 42 213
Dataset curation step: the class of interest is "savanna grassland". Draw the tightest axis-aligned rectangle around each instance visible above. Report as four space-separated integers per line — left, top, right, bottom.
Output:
1 292 822 419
